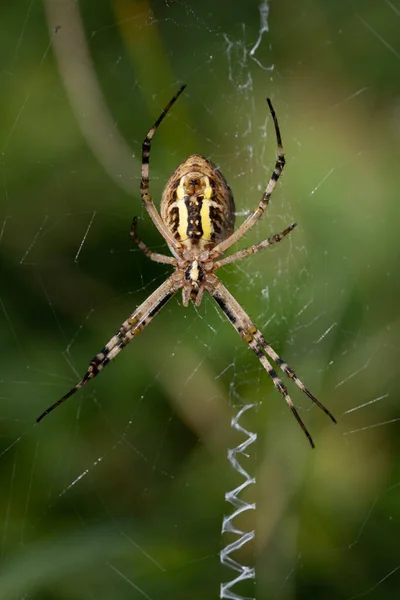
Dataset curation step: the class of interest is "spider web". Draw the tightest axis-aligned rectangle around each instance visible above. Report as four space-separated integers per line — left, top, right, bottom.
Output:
1 0 399 598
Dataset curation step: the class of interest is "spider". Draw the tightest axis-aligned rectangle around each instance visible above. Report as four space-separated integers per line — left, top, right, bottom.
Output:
37 85 336 448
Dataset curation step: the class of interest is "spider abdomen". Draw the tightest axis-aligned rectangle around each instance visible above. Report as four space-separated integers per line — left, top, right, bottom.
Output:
161 154 235 251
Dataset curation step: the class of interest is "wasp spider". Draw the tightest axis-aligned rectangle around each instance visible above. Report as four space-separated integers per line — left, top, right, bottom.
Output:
37 85 336 447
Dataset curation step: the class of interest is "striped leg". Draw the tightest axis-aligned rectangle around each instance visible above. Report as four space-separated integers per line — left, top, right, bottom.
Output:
210 98 286 258
37 275 181 423
206 277 336 448
130 217 177 265
214 223 296 270
140 85 186 251
253 331 337 425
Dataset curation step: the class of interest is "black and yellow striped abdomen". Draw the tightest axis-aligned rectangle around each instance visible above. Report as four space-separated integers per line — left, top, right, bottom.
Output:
160 154 235 251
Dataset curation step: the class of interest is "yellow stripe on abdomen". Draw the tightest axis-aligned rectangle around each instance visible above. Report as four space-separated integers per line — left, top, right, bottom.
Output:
200 199 213 240
199 176 213 240
175 178 189 240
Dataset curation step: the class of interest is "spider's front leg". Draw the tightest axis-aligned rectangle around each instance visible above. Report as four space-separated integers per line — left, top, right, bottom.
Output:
206 276 336 448
37 275 181 423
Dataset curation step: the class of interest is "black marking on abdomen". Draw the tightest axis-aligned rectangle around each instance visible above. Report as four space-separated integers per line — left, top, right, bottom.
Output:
169 206 180 238
185 196 203 239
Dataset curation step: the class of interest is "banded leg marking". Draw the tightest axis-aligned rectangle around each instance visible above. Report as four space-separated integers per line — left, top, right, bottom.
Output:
253 331 337 424
37 276 180 423
140 85 186 251
214 223 296 270
210 97 286 258
207 279 336 447
130 217 176 265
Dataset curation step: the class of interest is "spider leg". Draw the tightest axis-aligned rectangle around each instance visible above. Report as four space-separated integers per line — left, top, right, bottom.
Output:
37 275 181 423
140 85 186 252
210 98 286 259
252 331 337 424
206 276 336 447
130 217 177 265
213 223 296 270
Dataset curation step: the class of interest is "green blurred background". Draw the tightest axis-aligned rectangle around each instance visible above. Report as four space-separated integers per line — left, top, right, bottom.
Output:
1 0 399 598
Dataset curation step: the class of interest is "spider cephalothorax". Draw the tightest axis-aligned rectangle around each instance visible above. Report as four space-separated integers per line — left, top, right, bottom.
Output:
37 85 336 447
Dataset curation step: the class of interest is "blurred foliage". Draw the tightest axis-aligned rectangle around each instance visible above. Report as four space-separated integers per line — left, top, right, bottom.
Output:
0 0 399 598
